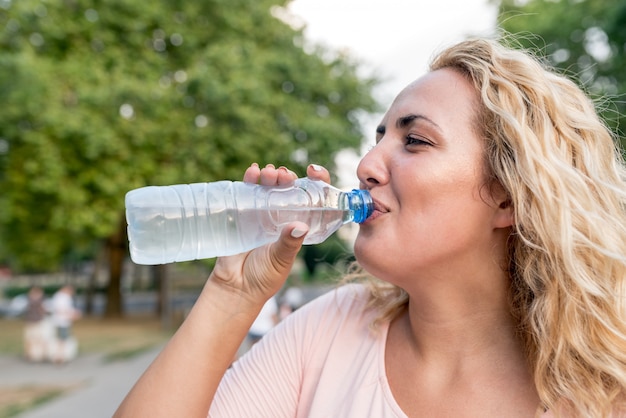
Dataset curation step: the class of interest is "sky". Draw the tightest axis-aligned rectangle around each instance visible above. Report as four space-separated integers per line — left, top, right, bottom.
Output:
284 0 499 187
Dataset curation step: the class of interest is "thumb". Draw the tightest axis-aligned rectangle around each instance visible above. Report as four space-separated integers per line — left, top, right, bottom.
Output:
268 221 309 274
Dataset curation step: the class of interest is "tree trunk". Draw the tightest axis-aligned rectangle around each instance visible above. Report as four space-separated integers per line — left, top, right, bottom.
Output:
104 216 127 318
155 264 172 329
153 265 162 316
84 245 104 316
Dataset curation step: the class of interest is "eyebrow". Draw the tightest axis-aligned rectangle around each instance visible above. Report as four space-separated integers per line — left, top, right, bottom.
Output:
399 114 442 130
377 113 442 136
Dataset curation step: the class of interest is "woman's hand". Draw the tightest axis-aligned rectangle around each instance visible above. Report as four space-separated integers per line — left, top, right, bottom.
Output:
209 163 331 303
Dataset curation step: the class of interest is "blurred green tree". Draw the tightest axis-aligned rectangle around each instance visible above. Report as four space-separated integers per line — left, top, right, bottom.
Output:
0 0 378 316
496 0 626 140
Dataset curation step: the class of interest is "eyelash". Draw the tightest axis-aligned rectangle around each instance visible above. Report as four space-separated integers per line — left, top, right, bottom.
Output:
369 134 431 151
405 135 431 147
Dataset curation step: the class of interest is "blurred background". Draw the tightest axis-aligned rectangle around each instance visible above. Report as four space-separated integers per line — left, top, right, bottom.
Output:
0 0 625 415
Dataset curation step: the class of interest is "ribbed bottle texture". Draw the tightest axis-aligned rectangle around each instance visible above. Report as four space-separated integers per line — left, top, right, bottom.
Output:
125 178 372 265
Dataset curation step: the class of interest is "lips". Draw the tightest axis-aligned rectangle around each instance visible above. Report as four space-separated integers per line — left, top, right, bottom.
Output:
373 199 388 213
363 197 388 223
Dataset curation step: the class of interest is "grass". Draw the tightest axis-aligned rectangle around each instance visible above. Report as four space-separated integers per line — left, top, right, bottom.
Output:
0 385 74 418
0 315 172 418
0 315 172 357
73 316 173 359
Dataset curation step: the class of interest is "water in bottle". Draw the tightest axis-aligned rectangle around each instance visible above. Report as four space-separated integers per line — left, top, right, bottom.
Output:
125 178 373 265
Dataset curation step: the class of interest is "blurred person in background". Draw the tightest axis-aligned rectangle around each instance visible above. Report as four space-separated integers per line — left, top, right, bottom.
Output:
115 37 626 417
50 285 81 363
246 295 278 346
23 286 48 362
279 286 304 321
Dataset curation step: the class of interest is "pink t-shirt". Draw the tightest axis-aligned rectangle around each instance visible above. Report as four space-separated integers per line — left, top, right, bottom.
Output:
209 283 405 417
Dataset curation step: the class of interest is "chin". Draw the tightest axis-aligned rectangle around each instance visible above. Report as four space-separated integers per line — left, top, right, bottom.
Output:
353 237 406 285
353 235 366 262
353 239 381 275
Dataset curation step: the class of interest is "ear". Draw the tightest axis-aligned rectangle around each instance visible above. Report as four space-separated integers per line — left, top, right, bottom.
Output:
493 197 514 229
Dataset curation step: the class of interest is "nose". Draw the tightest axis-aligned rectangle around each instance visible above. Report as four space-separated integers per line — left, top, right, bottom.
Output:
357 140 390 190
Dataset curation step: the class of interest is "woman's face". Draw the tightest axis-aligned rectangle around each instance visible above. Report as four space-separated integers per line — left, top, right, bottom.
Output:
354 68 512 285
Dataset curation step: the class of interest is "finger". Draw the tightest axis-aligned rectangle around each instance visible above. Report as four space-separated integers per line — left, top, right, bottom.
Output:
276 166 298 185
306 164 331 184
268 221 309 276
243 163 261 183
259 164 279 186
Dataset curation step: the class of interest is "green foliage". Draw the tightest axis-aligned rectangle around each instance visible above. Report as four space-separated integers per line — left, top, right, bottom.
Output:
301 234 354 281
0 0 379 271
497 0 626 137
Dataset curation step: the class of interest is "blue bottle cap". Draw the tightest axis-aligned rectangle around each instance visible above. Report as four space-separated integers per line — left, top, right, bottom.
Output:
348 189 373 223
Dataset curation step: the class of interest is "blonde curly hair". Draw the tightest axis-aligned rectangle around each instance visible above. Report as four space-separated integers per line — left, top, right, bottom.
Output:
352 37 626 417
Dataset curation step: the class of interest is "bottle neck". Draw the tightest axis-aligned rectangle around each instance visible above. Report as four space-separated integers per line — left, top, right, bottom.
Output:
347 189 373 223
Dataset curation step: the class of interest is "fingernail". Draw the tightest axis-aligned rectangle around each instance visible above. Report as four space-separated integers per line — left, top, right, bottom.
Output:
310 164 323 172
291 228 307 238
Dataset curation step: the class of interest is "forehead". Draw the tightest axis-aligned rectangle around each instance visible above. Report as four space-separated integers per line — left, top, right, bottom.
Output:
381 68 479 134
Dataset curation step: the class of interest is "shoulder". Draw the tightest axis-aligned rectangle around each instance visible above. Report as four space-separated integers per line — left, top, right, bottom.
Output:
297 283 373 320
278 283 379 347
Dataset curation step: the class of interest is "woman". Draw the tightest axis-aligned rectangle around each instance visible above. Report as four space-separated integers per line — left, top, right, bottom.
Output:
23 286 48 362
115 37 626 417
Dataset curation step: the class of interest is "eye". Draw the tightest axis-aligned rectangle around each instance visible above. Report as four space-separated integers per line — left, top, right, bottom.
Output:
405 135 432 147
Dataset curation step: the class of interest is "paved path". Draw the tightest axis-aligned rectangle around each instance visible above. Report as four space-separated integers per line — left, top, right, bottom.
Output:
0 345 163 418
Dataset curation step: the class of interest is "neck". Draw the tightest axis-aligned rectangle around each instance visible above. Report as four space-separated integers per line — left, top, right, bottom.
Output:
396 267 526 375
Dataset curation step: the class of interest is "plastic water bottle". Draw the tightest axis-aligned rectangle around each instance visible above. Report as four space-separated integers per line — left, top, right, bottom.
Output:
125 178 373 265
